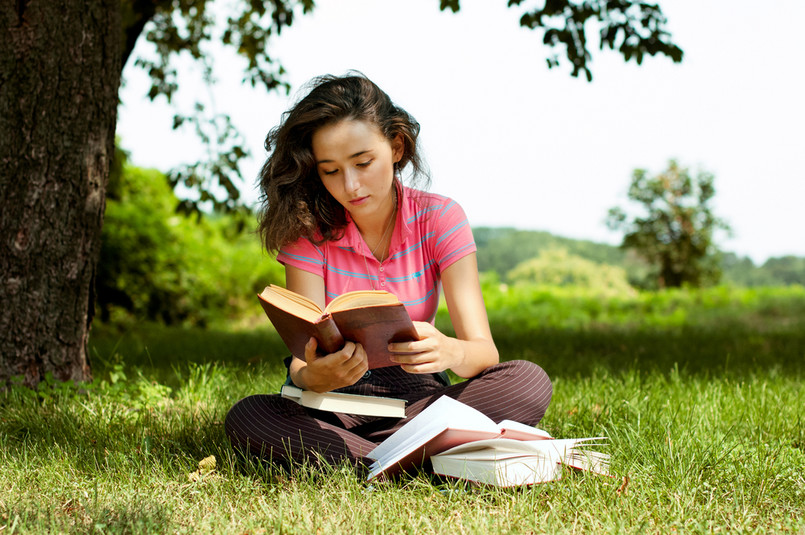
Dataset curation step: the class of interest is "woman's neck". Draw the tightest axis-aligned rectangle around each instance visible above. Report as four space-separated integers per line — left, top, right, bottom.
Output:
354 186 397 261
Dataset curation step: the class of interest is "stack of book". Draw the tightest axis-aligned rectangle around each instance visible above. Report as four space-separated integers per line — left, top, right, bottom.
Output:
366 396 609 487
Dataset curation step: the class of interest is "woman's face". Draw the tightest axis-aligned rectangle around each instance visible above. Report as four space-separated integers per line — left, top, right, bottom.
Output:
311 119 403 222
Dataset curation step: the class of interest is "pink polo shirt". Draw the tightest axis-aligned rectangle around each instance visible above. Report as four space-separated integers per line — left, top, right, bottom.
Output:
276 187 476 323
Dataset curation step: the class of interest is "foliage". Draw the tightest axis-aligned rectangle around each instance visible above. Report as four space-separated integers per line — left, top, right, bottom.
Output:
463 281 805 333
507 247 635 296
97 160 283 327
123 0 315 214
761 255 805 286
504 0 683 81
474 227 651 285
718 253 805 287
607 160 731 288
476 227 805 289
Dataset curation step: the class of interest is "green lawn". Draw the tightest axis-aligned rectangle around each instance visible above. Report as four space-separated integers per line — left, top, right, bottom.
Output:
2 287 804 533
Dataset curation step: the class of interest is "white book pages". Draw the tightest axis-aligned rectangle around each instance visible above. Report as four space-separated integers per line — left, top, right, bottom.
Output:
367 396 498 464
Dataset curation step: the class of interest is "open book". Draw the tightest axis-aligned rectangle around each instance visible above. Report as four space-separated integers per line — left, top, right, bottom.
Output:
366 396 608 485
258 285 418 369
280 385 406 418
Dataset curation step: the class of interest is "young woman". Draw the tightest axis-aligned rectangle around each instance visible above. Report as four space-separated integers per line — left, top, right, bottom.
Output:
225 73 552 468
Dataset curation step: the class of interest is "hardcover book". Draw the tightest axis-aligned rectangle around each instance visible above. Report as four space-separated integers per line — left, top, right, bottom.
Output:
258 285 419 369
280 385 406 418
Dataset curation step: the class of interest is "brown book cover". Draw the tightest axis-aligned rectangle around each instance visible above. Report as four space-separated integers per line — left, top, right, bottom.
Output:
257 285 419 369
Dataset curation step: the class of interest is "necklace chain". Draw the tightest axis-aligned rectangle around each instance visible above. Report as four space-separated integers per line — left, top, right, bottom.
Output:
363 189 397 290
370 202 396 260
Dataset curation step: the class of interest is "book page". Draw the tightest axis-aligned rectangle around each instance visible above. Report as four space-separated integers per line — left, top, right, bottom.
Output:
497 420 552 440
260 285 324 321
437 438 581 459
326 290 400 313
367 396 501 478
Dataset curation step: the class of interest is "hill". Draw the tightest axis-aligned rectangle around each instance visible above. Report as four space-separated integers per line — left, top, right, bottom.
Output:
472 227 804 287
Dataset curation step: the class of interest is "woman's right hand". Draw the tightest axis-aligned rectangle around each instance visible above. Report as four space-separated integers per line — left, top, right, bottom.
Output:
296 337 369 393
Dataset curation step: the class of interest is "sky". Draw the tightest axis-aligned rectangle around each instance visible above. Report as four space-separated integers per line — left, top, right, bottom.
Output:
116 0 805 265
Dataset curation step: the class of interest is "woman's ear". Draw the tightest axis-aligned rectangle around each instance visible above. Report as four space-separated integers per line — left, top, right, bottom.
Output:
391 133 404 163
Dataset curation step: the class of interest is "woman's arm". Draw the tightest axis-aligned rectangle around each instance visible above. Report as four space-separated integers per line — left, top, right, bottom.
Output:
285 265 369 392
389 252 499 378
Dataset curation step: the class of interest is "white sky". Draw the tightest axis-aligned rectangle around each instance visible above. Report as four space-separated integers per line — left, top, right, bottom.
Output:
116 0 805 265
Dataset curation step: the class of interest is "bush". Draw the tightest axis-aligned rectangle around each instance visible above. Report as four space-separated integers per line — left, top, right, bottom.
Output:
507 248 635 296
96 164 283 327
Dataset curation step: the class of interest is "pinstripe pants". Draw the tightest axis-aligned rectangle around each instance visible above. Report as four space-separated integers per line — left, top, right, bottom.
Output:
224 360 552 468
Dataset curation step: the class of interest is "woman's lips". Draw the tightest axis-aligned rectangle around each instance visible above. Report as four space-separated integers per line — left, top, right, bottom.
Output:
349 196 369 206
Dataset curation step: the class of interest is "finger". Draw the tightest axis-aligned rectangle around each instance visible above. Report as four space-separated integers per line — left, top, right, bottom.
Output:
400 361 435 375
388 340 428 354
344 344 369 372
340 341 357 357
392 351 437 368
304 337 318 363
321 341 356 364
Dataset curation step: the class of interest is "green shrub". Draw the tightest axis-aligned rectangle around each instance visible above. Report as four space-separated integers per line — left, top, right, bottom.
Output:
97 164 283 327
507 248 635 297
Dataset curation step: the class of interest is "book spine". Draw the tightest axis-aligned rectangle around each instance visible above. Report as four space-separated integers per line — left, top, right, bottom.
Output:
314 314 346 355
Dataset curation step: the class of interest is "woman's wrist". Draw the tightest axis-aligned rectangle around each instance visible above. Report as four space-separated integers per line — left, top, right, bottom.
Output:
450 338 498 378
290 364 309 390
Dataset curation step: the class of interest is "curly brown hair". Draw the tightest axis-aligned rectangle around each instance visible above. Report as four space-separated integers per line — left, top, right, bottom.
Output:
257 73 429 253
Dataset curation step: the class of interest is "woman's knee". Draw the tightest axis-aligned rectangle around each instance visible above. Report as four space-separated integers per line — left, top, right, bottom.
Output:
490 359 551 386
224 395 290 443
490 360 553 415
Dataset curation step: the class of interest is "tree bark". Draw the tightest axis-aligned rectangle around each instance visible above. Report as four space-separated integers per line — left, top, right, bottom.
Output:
0 0 122 385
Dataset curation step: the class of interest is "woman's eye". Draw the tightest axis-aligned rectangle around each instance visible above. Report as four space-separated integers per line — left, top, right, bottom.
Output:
322 169 338 176
356 160 373 168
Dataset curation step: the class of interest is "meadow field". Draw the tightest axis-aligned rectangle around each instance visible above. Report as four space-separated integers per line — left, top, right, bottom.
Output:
2 286 804 534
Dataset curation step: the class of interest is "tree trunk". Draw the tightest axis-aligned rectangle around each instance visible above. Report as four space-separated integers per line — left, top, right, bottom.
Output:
0 0 122 386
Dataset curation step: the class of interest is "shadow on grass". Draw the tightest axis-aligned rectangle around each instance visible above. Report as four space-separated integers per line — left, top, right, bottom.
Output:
89 321 805 383
490 323 804 379
89 323 289 369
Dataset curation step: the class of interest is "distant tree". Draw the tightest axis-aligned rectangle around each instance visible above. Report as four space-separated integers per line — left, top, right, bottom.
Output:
0 0 681 386
607 160 730 288
720 253 770 287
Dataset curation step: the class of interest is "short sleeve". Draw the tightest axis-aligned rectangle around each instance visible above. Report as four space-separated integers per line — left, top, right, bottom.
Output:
276 237 325 278
430 198 477 271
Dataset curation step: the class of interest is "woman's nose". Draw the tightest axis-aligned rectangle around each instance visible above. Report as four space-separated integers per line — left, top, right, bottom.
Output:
344 169 360 193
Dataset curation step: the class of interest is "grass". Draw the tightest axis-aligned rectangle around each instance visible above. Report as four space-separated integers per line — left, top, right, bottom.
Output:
2 287 804 533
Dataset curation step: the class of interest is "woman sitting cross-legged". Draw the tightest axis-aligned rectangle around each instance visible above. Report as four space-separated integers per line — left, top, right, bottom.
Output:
225 73 552 469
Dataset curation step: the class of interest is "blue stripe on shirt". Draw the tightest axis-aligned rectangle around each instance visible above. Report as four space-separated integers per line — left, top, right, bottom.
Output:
439 242 475 265
406 204 443 225
435 220 469 247
387 231 436 262
279 250 324 266
387 260 436 283
402 287 436 307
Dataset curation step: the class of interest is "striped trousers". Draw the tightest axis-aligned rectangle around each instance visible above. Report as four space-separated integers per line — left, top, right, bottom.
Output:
224 360 552 467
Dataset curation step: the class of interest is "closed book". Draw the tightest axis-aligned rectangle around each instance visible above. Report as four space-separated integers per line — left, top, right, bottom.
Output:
280 385 406 418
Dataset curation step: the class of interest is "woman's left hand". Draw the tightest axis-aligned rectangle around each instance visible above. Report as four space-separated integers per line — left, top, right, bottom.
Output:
388 321 464 374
